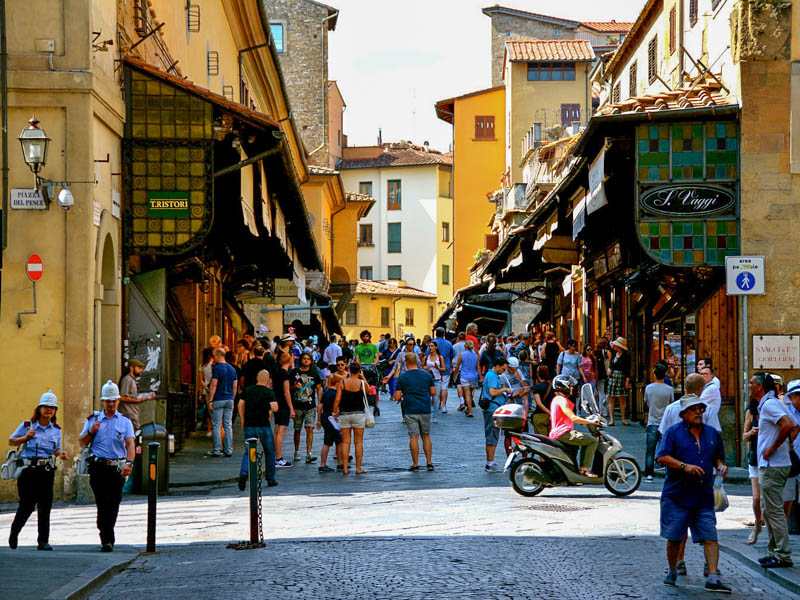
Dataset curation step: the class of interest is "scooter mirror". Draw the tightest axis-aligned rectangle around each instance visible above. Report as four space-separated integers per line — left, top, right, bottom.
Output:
580 383 599 416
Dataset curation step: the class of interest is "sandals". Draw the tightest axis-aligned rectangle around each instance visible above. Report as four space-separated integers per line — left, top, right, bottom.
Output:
427 464 435 471
622 420 631 426
579 468 599 478
747 522 762 545
409 465 420 472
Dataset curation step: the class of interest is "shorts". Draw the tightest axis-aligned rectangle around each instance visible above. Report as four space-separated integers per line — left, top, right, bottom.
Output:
321 414 342 446
405 413 432 436
659 495 717 543
482 409 499 446
749 464 759 479
293 408 316 431
338 411 366 429
784 476 798 502
440 374 450 388
274 409 290 427
459 378 478 389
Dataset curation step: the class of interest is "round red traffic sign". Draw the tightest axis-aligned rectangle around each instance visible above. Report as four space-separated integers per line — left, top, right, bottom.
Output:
26 253 43 282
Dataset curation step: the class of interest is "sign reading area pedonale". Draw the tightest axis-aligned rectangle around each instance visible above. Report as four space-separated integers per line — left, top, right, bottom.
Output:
640 184 735 217
147 192 190 218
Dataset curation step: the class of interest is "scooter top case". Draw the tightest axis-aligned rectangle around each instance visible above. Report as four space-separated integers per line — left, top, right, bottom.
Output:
493 404 526 430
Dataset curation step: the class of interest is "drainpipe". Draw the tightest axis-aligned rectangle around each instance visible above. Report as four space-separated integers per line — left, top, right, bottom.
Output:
307 10 339 160
0 0 7 313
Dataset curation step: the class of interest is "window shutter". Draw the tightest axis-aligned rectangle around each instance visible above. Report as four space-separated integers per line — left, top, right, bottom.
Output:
388 223 401 253
689 0 698 26
648 36 658 84
669 6 676 55
485 234 499 251
629 61 638 98
612 83 621 104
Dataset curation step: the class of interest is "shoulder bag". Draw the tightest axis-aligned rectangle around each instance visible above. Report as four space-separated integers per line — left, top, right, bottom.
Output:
361 381 375 428
790 447 800 478
1 447 24 480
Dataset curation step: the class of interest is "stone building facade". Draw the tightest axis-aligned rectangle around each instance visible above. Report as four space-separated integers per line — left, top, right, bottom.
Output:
265 0 338 168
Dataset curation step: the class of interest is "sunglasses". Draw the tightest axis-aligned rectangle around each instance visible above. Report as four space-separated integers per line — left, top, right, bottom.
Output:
686 404 706 413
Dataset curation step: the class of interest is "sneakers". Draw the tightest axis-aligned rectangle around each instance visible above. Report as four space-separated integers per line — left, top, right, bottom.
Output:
267 480 278 487
101 543 114 553
275 458 292 468
663 571 677 587
441 405 447 413
319 465 335 473
37 543 53 551
457 405 465 411
761 557 793 569
293 452 301 462
237 474 247 491
8 531 17 549
432 416 438 423
206 451 222 457
704 580 731 593
484 463 501 472
645 475 654 483
676 561 687 576
305 454 317 464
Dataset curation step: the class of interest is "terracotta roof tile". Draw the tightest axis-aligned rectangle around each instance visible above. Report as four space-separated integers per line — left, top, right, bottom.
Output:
580 21 634 33
354 280 436 299
338 141 453 169
596 78 736 116
505 39 595 62
344 191 374 202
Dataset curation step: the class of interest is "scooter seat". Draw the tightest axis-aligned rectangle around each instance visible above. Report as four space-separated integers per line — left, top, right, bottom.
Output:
526 433 570 452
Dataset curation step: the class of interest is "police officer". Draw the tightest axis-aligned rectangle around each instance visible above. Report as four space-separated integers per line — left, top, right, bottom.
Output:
78 380 135 552
8 390 68 550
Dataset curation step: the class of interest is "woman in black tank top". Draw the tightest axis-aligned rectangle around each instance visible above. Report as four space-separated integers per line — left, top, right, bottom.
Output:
333 363 368 474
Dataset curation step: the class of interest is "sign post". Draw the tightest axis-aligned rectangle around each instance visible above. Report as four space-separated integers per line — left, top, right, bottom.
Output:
18 253 43 327
726 256 766 439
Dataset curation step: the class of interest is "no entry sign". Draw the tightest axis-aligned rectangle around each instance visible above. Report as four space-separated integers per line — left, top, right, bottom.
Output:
26 253 43 282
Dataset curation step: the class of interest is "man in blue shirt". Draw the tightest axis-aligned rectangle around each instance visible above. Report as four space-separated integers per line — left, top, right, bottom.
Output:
395 353 436 471
656 373 729 592
432 328 453 414
481 357 510 472
207 348 238 457
79 380 135 552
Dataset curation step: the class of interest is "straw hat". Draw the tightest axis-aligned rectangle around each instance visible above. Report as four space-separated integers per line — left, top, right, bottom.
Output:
610 337 628 351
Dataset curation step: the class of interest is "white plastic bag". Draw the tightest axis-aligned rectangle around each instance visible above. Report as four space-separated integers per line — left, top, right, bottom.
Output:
713 475 729 512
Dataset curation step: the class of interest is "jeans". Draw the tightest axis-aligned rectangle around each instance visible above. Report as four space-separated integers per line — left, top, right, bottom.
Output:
211 399 234 455
239 426 276 484
760 466 792 561
388 376 397 397
597 380 608 416
644 425 661 476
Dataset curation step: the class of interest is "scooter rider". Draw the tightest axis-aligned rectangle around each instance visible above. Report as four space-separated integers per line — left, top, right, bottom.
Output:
549 374 600 477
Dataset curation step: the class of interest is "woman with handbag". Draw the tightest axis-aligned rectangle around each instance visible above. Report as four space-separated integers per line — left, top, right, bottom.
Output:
743 397 763 544
607 337 632 426
333 362 369 474
424 341 446 422
7 390 68 550
452 340 480 417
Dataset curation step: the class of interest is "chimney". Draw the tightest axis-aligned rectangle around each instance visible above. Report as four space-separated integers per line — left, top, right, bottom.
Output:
377 128 383 146
423 141 430 152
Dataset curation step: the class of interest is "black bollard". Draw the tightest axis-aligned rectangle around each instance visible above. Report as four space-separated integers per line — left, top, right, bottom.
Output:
246 438 258 543
146 441 159 552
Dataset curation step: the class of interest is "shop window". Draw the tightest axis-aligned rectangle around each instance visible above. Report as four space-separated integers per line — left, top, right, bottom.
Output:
381 307 390 327
345 302 358 325
359 223 373 246
359 181 372 196
387 180 401 209
475 115 495 139
405 308 415 327
388 265 402 280
388 223 401 253
360 266 373 280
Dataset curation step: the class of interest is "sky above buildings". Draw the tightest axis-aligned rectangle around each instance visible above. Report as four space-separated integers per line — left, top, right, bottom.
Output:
328 0 646 152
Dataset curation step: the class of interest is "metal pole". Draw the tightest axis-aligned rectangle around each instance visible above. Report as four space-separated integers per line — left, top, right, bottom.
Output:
247 437 258 544
146 441 159 553
742 294 749 429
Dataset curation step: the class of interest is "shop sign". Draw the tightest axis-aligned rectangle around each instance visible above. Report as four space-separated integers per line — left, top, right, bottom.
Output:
10 188 46 210
640 184 735 217
111 190 121 219
593 255 608 277
587 149 607 215
283 305 311 325
753 335 800 370
147 191 190 218
561 276 572 297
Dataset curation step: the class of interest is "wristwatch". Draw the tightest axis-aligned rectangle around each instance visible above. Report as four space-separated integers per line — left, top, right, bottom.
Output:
680 462 686 470
125 460 134 467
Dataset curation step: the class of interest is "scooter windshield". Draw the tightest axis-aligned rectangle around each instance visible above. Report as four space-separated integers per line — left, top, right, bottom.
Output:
580 383 599 416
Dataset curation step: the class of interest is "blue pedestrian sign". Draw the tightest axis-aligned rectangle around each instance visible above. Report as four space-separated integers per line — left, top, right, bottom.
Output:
725 256 765 295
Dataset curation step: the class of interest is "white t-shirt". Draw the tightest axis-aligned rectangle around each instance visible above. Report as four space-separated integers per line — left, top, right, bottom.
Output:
700 381 722 432
659 399 684 435
757 392 793 468
323 343 342 365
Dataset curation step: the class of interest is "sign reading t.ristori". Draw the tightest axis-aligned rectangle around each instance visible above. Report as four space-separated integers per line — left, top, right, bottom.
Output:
147 191 190 218
640 184 735 217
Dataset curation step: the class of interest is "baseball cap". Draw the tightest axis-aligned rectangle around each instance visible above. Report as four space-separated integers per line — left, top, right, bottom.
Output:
507 357 520 368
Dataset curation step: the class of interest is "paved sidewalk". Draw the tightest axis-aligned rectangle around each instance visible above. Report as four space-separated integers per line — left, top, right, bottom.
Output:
0 545 137 600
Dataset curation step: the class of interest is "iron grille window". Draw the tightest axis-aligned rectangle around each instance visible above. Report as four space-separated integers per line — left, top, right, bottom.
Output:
629 61 638 98
689 0 698 26
187 4 200 33
207 51 219 76
648 36 658 84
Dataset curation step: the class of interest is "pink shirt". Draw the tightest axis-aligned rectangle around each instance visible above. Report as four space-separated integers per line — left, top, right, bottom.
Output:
579 356 596 383
549 396 575 440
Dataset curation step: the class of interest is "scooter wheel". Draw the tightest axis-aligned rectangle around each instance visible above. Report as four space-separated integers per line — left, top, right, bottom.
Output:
604 456 641 496
509 458 546 497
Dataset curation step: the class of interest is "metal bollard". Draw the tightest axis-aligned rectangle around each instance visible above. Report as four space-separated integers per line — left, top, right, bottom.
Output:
246 438 258 544
146 442 159 553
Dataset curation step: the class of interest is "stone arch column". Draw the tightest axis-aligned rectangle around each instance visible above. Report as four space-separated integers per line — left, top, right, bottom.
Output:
94 211 121 405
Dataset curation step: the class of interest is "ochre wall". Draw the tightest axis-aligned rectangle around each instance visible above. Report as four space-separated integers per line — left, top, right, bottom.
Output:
452 88 505 292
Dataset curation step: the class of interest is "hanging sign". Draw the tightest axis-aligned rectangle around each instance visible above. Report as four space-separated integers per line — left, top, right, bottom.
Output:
640 184 736 217
147 191 190 218
587 149 607 214
283 305 311 325
10 189 46 210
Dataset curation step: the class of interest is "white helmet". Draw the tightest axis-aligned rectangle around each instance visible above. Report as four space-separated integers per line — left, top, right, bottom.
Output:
38 389 58 408
100 380 120 400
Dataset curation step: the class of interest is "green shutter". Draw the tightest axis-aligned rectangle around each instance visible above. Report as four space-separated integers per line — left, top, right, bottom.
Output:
388 223 401 253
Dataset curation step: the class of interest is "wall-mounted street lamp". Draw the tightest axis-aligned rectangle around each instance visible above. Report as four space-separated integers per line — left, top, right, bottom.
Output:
18 115 93 210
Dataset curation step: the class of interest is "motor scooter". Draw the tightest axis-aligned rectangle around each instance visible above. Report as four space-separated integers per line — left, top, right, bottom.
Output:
493 384 641 497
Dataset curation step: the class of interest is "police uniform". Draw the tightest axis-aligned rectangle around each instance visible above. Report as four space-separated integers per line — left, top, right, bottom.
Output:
8 390 62 550
80 390 135 550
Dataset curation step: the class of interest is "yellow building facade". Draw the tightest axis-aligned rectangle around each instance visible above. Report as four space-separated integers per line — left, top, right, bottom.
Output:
435 86 505 293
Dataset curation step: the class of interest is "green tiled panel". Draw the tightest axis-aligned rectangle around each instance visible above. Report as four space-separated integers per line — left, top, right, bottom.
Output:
639 153 670 166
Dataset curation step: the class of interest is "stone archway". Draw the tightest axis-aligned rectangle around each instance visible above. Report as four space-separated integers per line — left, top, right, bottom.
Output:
94 211 121 404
